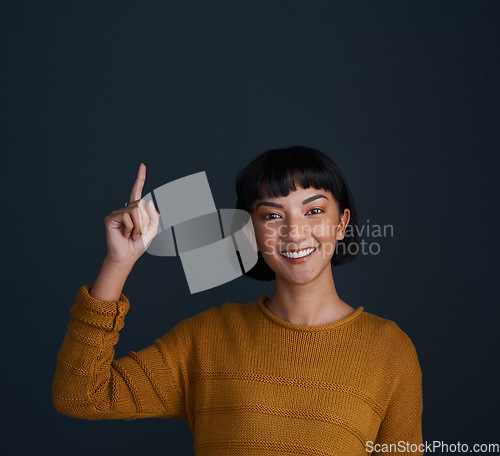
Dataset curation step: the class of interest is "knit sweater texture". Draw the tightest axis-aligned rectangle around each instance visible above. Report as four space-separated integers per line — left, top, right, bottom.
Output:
52 284 423 456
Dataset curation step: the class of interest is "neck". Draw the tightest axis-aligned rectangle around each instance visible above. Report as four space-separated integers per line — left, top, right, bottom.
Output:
266 265 355 326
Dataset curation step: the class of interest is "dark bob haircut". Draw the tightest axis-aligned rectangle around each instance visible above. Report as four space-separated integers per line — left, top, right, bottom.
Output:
235 145 362 281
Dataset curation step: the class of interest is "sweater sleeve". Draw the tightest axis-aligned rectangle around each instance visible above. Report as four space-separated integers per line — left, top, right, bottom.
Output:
372 333 423 456
52 284 188 421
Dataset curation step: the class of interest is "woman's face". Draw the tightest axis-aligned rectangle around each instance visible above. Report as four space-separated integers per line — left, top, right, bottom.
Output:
250 185 350 285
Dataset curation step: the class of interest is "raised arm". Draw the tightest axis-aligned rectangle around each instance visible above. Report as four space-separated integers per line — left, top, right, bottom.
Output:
52 164 186 420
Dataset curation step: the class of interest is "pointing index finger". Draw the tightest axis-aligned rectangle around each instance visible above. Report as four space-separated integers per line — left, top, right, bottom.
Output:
129 163 146 203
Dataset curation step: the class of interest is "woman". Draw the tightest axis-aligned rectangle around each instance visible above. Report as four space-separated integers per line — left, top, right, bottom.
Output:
52 146 423 456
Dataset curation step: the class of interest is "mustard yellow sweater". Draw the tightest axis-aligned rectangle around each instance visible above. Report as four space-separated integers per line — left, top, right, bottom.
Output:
52 284 423 456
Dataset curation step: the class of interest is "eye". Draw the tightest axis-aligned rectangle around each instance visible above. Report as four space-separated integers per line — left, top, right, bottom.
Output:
263 212 282 220
307 207 324 215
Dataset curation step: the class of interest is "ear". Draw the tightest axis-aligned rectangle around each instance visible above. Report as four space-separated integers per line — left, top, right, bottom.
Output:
336 209 351 241
242 221 259 253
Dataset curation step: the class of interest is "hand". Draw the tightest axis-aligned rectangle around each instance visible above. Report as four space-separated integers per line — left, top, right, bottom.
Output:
103 163 160 267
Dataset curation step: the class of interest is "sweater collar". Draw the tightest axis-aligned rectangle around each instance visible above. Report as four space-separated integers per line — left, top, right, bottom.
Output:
256 295 364 332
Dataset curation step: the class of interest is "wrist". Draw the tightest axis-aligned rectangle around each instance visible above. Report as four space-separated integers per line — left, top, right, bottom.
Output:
102 255 135 274
90 257 134 302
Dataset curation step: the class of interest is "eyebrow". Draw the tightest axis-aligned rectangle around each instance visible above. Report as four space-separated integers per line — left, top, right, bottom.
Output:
255 194 329 210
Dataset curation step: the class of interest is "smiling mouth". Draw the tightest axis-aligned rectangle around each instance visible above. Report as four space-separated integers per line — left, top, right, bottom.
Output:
279 247 317 259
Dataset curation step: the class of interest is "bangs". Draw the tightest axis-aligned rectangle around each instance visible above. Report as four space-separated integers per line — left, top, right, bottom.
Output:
236 147 342 213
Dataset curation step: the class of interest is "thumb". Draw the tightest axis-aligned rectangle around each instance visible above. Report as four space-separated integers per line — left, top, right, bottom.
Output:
138 200 160 252
145 199 160 233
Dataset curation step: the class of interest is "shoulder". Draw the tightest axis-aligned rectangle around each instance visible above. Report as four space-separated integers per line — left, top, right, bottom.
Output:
358 310 420 367
360 310 415 345
163 298 256 339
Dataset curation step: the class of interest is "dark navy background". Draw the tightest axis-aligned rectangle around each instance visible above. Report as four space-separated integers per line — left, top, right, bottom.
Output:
3 1 499 454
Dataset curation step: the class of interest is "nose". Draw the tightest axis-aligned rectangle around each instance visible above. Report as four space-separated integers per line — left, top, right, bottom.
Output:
279 213 310 245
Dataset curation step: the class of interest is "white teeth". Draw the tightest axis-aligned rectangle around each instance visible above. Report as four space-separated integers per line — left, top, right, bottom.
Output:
280 247 316 259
